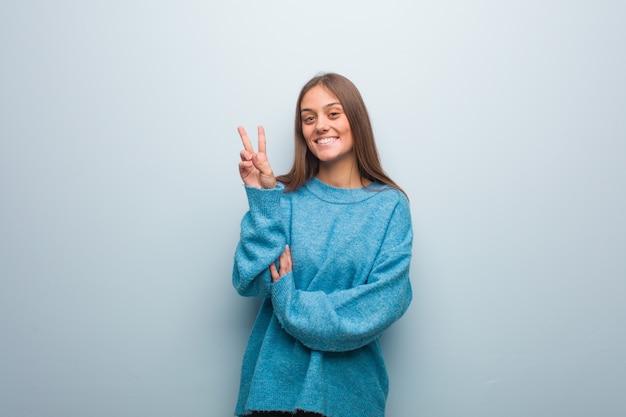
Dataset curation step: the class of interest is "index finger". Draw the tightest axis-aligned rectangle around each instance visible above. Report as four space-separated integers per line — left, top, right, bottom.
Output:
237 126 255 153
257 125 267 154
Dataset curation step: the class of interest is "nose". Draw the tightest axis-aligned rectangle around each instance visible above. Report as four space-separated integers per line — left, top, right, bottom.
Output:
315 115 329 132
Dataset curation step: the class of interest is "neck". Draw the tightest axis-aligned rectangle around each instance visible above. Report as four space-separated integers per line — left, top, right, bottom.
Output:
316 157 370 189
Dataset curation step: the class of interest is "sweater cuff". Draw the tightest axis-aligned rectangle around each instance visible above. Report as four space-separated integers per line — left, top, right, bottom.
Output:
244 183 284 217
271 271 293 309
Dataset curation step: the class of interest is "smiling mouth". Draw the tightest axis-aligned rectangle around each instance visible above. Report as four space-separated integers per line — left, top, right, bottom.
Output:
316 137 338 144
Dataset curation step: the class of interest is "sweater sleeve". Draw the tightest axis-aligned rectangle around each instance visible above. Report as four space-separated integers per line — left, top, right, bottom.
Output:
232 184 288 298
271 197 413 352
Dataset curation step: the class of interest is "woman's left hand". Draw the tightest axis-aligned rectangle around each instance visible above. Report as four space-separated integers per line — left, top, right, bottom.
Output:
269 245 292 282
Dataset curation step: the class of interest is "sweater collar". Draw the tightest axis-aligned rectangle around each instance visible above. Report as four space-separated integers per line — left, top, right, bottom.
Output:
304 177 387 204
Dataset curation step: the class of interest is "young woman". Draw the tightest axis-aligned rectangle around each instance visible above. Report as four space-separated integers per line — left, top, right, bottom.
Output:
233 73 413 417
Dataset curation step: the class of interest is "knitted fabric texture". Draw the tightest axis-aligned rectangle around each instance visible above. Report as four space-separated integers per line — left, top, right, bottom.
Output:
233 177 413 417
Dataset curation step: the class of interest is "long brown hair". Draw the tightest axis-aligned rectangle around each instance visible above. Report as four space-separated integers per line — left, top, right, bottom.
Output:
277 73 406 196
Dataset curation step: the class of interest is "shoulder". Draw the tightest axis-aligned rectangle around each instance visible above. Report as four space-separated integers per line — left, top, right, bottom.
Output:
368 185 412 232
366 183 409 208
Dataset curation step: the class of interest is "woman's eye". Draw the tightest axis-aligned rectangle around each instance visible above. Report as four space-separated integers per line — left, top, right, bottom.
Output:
329 112 340 118
303 116 315 123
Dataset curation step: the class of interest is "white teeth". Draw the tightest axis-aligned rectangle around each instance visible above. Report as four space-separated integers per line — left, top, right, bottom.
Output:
317 137 337 144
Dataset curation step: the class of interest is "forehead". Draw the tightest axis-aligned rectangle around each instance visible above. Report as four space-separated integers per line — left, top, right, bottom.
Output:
300 85 341 109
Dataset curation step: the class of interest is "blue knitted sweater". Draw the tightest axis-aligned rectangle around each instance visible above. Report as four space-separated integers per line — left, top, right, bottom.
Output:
233 177 413 417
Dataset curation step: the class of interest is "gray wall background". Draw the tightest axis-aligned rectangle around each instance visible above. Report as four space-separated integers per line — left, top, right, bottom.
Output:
1 1 625 416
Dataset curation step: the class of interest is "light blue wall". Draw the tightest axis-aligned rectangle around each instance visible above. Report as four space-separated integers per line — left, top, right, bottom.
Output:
1 1 625 416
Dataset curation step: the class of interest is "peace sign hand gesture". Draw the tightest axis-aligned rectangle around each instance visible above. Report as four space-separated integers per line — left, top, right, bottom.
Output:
238 125 277 189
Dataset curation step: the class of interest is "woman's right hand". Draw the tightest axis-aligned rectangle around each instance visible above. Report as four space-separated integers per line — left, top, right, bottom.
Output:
238 125 276 189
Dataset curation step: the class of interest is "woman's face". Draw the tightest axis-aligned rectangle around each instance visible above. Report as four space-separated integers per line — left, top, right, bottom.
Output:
300 85 354 165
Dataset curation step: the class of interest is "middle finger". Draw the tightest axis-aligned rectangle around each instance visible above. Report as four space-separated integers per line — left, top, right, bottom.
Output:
238 126 255 153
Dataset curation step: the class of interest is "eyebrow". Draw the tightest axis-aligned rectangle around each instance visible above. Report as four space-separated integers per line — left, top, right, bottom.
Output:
300 102 343 113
